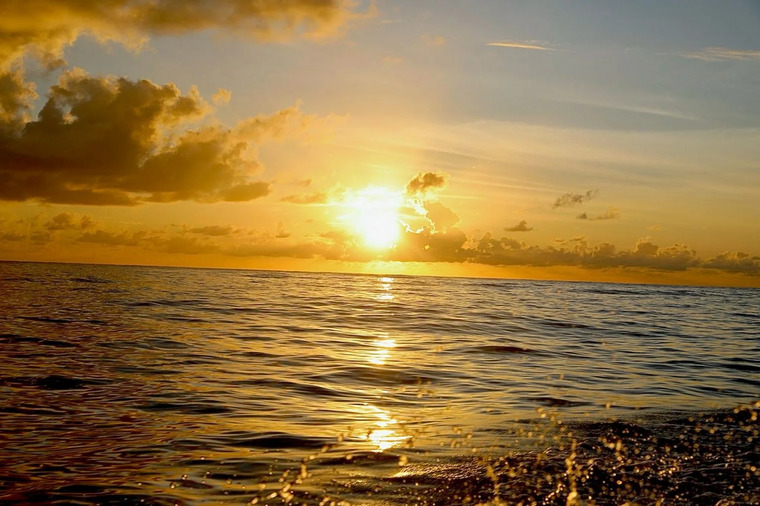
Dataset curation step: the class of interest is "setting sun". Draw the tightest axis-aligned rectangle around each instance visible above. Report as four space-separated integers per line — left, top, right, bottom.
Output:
343 187 403 250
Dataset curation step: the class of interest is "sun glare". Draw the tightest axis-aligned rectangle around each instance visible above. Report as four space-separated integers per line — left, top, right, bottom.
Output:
344 187 403 250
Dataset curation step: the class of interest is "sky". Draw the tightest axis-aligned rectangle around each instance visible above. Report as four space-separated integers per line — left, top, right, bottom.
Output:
1 0 759 286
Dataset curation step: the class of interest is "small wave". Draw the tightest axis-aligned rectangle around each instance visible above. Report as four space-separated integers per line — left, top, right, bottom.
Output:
234 377 342 399
17 315 73 324
527 396 591 407
219 431 330 450
136 401 232 415
0 375 108 390
310 366 437 387
5 336 77 348
126 298 209 308
720 357 760 373
466 345 537 355
69 276 112 284
319 450 401 465
540 319 592 330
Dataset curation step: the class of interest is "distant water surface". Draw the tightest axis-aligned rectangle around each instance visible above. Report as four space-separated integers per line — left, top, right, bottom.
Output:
1 262 758 504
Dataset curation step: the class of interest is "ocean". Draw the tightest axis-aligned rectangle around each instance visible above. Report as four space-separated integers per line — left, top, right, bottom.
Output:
1 261 758 505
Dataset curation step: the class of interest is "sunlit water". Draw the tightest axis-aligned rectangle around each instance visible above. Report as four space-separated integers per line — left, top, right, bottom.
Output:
1 261 758 504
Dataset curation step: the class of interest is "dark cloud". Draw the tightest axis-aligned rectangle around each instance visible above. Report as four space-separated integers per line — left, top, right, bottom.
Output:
392 227 468 263
80 215 95 229
45 213 76 231
703 251 760 276
0 0 364 70
505 220 533 232
221 182 272 202
552 189 598 209
0 69 309 205
405 171 447 196
30 231 52 244
0 232 26 241
577 208 620 221
45 213 94 230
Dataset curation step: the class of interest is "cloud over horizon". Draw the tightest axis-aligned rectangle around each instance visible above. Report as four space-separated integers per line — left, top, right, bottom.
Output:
4 211 757 277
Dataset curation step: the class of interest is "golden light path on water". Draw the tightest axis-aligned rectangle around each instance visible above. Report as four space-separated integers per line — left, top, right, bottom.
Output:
357 276 411 452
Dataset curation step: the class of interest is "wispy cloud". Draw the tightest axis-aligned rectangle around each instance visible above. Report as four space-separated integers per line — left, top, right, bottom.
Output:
681 47 760 62
422 34 446 47
281 191 330 204
382 56 403 64
487 41 554 51
552 190 598 209
577 208 620 221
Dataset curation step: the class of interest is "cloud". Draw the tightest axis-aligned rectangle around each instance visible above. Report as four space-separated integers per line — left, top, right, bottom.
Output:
0 69 37 129
577 208 620 221
275 222 291 239
0 69 316 205
78 230 146 246
422 35 446 47
681 47 760 62
43 217 759 278
0 0 365 70
462 236 701 272
382 56 403 64
487 41 554 51
160 236 219 255
281 191 330 204
393 227 468 263
188 225 235 237
703 251 760 276
0 232 25 241
552 189 598 209
212 88 232 106
405 171 447 197
423 201 459 232
505 220 533 232
45 213 94 230
220 182 272 202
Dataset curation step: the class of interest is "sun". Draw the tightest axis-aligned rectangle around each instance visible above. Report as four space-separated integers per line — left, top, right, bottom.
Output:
344 187 403 250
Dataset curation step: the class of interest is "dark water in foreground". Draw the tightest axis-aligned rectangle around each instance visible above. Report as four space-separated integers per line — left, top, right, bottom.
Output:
1 261 758 505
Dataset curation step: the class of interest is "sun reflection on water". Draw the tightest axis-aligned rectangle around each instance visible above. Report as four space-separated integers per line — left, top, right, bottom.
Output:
361 404 410 451
376 276 395 301
368 337 396 366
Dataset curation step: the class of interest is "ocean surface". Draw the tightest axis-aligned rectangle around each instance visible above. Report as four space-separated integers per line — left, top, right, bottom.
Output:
1 261 758 505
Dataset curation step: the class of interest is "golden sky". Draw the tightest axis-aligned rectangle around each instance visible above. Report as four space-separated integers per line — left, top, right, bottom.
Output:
1 0 759 286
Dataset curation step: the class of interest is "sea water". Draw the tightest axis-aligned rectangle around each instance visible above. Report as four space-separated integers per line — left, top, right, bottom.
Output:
1 261 758 504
